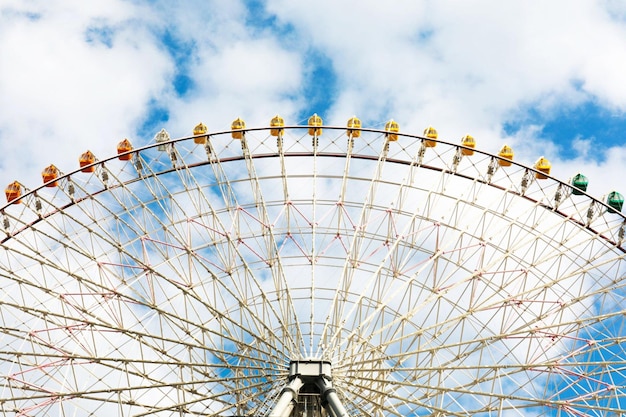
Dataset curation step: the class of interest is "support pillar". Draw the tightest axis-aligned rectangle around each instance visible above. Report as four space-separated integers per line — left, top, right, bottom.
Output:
267 360 348 417
317 377 349 417
268 376 304 417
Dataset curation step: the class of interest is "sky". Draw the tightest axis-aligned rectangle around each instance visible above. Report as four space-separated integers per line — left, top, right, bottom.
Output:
1 2 625 415
1 0 626 200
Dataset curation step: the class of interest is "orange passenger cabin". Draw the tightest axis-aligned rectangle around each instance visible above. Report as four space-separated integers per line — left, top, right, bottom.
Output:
42 164 60 187
5 181 21 204
117 139 133 161
79 150 96 173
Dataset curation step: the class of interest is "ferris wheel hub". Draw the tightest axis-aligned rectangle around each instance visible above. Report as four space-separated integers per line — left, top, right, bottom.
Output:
269 360 348 417
288 359 332 380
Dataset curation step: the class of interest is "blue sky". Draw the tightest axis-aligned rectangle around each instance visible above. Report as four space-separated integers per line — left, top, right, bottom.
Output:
1 1 626 201
2 1 626 199
0 1 625 415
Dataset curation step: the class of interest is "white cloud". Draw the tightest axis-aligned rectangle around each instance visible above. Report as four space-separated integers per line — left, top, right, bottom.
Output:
0 1 172 187
0 1 625 414
3 0 626 195
165 36 304 133
571 136 593 159
261 0 626 161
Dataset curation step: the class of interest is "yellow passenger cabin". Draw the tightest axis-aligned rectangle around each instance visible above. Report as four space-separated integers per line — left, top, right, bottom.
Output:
460 135 475 156
385 120 399 141
308 114 323 136
270 115 285 137
534 156 551 179
231 118 246 139
193 122 208 145
498 145 514 167
423 126 437 147
347 116 361 138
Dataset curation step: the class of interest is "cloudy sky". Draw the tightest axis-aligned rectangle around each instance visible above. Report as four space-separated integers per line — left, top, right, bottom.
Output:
1 2 626 414
1 0 626 200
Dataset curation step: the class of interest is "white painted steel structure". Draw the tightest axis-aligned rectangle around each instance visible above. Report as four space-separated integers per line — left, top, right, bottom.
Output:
0 124 624 416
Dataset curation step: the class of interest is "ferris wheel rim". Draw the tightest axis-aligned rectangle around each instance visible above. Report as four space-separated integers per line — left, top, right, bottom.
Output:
0 123 624 416
2 124 624 244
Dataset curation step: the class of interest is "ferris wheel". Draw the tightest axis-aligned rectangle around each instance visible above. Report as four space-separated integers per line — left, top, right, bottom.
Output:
0 115 624 417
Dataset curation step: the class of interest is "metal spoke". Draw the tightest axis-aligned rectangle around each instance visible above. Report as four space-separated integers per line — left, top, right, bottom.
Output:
0 124 623 416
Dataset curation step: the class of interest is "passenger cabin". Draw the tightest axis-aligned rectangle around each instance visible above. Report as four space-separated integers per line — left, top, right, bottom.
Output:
79 150 96 173
460 135 475 156
117 139 133 161
42 164 59 187
423 126 437 147
270 115 285 137
155 128 170 151
193 123 208 145
231 118 245 139
347 116 361 138
5 181 21 204
534 156 551 179
385 120 399 141
308 114 323 136
571 173 588 196
607 191 624 213
498 145 514 167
